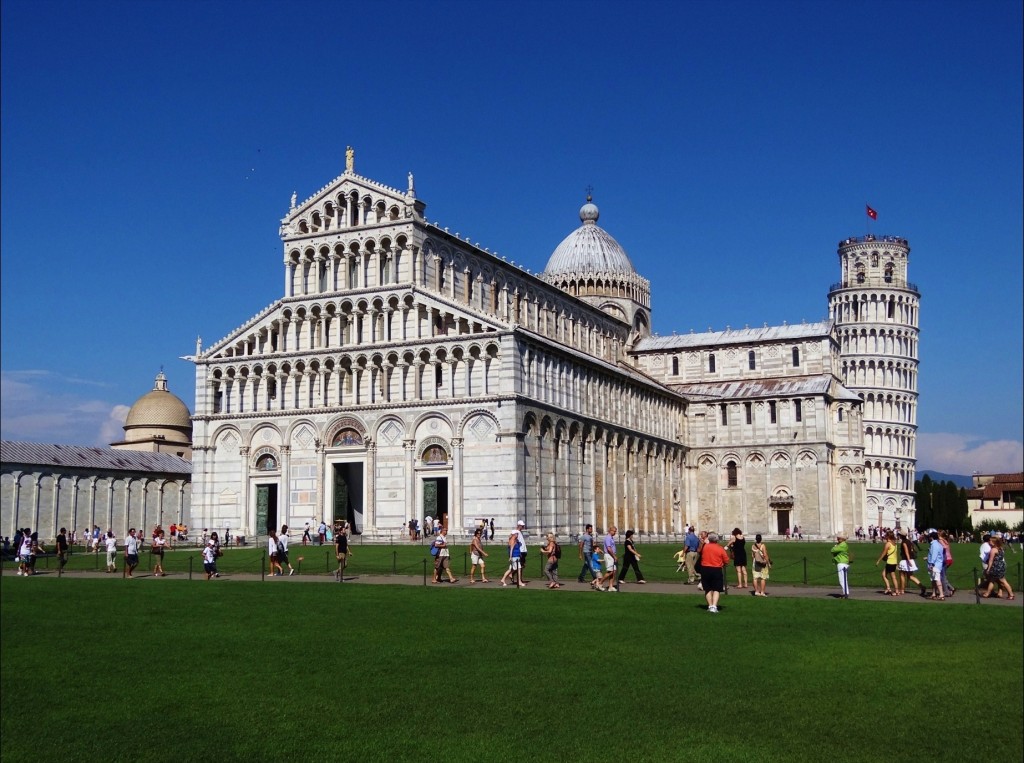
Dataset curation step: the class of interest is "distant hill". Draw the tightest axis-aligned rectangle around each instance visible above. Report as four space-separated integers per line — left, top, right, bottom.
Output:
918 470 973 489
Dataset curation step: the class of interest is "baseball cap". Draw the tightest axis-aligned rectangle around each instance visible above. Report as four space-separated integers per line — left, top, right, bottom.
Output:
516 520 525 527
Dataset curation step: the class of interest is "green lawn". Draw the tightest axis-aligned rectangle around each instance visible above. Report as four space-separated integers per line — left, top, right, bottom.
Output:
33 539 1024 593
1 577 1021 762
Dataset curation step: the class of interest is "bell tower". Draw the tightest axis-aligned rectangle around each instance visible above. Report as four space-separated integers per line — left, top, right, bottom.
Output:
829 235 919 528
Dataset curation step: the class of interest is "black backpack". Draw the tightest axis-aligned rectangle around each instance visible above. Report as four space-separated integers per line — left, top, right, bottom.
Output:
554 542 562 560
904 540 917 560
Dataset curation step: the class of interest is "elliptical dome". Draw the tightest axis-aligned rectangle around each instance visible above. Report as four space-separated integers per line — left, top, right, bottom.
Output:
124 371 192 433
543 199 636 276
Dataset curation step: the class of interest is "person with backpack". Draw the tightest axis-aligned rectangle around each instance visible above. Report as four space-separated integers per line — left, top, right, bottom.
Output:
541 533 562 589
431 526 458 584
616 529 646 587
897 531 926 596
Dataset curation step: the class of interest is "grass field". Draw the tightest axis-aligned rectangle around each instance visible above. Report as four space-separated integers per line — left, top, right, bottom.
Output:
25 539 1024 593
1 576 1021 762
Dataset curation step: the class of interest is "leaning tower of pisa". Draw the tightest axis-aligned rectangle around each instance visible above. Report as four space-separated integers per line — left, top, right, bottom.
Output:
829 235 919 529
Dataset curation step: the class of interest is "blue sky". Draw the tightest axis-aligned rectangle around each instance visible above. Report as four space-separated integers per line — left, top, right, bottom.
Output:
2 0 1021 475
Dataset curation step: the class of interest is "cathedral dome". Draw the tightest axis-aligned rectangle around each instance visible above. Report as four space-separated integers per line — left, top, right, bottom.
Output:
543 199 636 276
124 371 192 433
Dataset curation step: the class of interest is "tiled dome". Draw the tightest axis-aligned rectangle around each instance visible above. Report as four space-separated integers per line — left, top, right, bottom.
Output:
124 372 192 431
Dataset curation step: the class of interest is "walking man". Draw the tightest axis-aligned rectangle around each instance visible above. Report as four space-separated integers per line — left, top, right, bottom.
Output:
335 525 349 581
55 527 69 571
515 520 529 584
599 526 619 592
577 524 596 583
279 524 295 575
124 528 140 578
683 526 701 584
317 520 327 546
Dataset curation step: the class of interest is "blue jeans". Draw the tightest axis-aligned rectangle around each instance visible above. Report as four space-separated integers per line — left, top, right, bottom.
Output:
578 552 595 581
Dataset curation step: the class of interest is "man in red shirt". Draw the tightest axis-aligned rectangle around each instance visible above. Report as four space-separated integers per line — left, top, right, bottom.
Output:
699 532 730 613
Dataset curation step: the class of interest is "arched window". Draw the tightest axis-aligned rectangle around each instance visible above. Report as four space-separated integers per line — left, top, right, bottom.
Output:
837 407 844 422
726 461 738 487
672 356 679 376
884 264 893 283
748 350 756 370
792 346 800 367
256 454 278 471
708 353 716 373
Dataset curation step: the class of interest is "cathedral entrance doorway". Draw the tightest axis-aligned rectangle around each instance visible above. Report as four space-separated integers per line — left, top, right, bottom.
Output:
256 484 278 535
775 510 790 536
331 463 364 535
422 477 449 530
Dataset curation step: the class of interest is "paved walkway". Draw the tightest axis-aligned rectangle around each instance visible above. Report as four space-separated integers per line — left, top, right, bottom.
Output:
8 568 1021 606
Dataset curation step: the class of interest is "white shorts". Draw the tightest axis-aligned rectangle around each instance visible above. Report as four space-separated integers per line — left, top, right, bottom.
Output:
605 561 617 572
930 566 943 582
471 553 485 565
508 558 520 571
898 560 918 573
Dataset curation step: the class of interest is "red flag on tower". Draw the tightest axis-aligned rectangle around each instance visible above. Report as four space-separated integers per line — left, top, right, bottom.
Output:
866 204 878 220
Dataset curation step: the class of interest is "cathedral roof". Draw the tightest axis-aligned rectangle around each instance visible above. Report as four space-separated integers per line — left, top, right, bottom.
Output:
632 321 834 352
669 375 862 402
124 372 192 431
543 199 636 276
1 440 191 475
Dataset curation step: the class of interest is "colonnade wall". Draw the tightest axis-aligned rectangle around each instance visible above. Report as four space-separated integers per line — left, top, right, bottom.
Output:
1 468 190 542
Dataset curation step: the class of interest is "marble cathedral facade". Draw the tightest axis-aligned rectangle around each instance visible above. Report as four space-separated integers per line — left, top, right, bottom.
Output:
189 155 894 539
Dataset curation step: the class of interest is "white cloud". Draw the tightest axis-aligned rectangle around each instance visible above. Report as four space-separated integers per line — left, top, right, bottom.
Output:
0 370 130 446
917 432 1024 475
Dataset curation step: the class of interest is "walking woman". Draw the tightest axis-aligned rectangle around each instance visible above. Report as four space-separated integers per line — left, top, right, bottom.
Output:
616 529 646 585
983 537 1015 600
751 534 771 596
469 527 490 583
104 531 118 573
268 530 283 576
938 530 956 597
897 532 926 596
541 533 561 589
699 532 729 614
874 531 899 595
727 529 748 589
152 529 168 577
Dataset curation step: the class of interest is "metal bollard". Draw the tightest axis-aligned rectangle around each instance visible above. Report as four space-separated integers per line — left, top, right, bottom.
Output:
803 557 808 585
393 551 397 575
189 556 193 580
